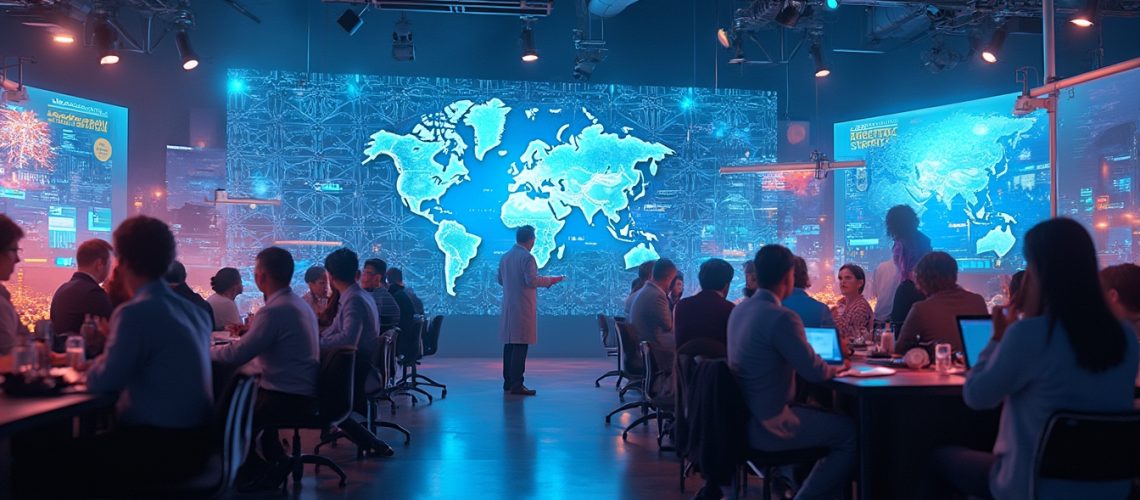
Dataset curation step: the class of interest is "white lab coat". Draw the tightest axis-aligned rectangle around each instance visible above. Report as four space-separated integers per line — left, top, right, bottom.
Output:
498 244 556 344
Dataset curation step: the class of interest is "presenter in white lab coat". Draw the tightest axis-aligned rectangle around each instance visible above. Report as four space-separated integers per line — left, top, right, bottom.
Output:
498 225 564 396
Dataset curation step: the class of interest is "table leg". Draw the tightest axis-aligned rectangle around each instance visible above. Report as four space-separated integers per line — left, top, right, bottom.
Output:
857 395 874 500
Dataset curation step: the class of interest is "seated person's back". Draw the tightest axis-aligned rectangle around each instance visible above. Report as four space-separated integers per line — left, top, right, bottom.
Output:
780 256 833 329
895 252 987 354
674 258 736 348
50 238 114 339
630 258 677 353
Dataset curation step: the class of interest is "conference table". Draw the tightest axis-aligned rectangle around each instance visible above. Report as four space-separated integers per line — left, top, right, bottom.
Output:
827 363 996 500
0 391 116 500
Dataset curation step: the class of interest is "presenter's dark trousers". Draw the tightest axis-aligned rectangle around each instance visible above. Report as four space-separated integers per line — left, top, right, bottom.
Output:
503 343 529 390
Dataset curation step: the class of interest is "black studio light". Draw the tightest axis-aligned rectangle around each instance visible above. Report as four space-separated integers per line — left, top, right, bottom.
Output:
93 19 119 65
520 20 538 62
774 0 810 28
338 8 365 35
1070 0 1098 27
392 15 414 61
175 30 199 70
810 42 830 77
981 23 1008 63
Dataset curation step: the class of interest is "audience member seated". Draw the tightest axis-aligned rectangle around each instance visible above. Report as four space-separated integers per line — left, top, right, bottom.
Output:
734 260 758 305
81 216 215 491
211 247 319 491
625 259 656 315
833 263 874 342
387 267 424 315
385 266 420 358
726 244 854 498
301 265 330 317
49 239 114 354
105 263 132 310
871 258 899 322
164 261 214 320
0 214 25 354
207 267 244 331
1101 263 1140 337
629 258 678 372
886 204 932 330
361 258 401 333
1007 270 1026 305
939 218 1139 499
673 258 735 350
319 248 394 457
668 271 685 311
894 252 987 354
782 256 833 329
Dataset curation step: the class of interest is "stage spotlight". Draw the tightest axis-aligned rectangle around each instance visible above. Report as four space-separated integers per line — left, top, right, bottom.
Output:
774 0 810 28
175 31 199 70
980 24 1007 63
717 28 732 48
392 15 414 61
94 20 119 65
810 42 829 77
52 31 75 44
1070 0 1098 26
520 20 538 62
826 0 839 9
337 9 365 35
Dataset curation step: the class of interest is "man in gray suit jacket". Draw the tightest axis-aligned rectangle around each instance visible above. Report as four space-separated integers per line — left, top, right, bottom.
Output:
498 225 564 396
629 258 678 372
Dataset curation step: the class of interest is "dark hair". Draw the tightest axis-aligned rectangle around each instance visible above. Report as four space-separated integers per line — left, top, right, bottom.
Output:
652 258 677 282
165 260 188 284
1101 263 1140 314
885 204 920 240
324 248 359 284
114 216 176 281
1009 270 1026 299
76 238 113 267
630 277 645 294
1025 218 1126 373
210 267 242 294
914 252 957 295
839 263 867 294
256 247 294 286
698 258 735 291
304 266 326 284
793 257 811 289
364 258 388 283
386 267 404 285
0 214 24 252
638 260 656 280
754 245 795 289
896 232 933 279
516 225 536 244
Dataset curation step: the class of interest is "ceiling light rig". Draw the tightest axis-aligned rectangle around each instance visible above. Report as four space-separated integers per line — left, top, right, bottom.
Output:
810 36 830 77
392 14 415 61
520 17 539 62
173 13 198 71
981 22 1009 63
1070 0 1098 27
93 17 119 65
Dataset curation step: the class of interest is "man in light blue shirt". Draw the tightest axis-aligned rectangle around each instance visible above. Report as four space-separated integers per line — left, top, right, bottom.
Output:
320 248 393 457
727 244 855 499
781 256 835 329
82 216 215 490
211 247 319 486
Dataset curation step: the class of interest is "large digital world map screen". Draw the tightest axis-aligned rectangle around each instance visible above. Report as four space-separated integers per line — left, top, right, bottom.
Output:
833 93 1049 274
225 69 805 315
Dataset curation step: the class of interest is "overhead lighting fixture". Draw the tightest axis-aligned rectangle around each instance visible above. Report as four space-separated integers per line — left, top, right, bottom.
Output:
981 24 1008 63
52 31 75 44
520 19 538 62
94 19 119 65
810 42 829 77
717 28 732 48
774 0 809 28
337 8 366 35
825 0 839 9
1070 0 1098 26
175 31 199 70
392 15 414 61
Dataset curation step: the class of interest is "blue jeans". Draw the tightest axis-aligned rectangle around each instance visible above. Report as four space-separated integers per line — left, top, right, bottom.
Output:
749 406 856 500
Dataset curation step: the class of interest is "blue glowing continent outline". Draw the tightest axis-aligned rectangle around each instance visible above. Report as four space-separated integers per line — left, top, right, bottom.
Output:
463 98 511 161
434 220 481 296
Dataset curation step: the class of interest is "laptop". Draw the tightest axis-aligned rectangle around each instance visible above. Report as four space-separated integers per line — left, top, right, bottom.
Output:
805 327 845 365
957 315 994 370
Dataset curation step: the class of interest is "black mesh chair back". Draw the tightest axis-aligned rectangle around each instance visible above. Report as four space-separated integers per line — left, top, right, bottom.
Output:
218 374 258 494
398 317 426 362
422 315 443 357
1032 410 1140 498
373 329 398 386
617 320 644 377
598 314 615 348
318 346 356 424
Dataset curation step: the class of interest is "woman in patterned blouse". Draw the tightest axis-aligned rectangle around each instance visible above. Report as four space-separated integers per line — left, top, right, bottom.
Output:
833 263 874 342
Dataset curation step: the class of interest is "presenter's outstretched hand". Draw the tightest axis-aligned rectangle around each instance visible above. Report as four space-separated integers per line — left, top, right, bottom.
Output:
551 276 566 286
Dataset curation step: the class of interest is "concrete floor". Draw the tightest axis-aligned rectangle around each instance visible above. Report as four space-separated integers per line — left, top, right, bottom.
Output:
230 357 695 500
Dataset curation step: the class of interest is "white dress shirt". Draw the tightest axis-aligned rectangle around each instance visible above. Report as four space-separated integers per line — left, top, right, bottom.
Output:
207 293 242 329
211 288 319 397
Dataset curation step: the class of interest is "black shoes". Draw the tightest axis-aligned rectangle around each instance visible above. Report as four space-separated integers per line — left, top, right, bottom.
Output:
509 386 537 396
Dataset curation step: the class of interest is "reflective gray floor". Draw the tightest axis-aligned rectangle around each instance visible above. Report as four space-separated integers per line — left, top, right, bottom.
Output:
230 358 691 500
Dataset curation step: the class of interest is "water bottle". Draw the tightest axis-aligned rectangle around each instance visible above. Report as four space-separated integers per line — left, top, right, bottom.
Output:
80 315 96 349
66 335 86 370
935 343 952 375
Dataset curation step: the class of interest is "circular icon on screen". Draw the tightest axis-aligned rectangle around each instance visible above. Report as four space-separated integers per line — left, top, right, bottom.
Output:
93 138 112 162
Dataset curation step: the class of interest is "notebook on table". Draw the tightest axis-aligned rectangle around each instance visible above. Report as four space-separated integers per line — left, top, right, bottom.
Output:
957 315 994 370
805 327 845 365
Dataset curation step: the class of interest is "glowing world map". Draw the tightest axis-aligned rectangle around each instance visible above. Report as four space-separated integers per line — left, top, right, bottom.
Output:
362 98 673 295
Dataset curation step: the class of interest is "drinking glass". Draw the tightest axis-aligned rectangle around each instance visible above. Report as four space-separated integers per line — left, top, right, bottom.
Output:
12 343 35 373
935 343 952 374
66 335 86 370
